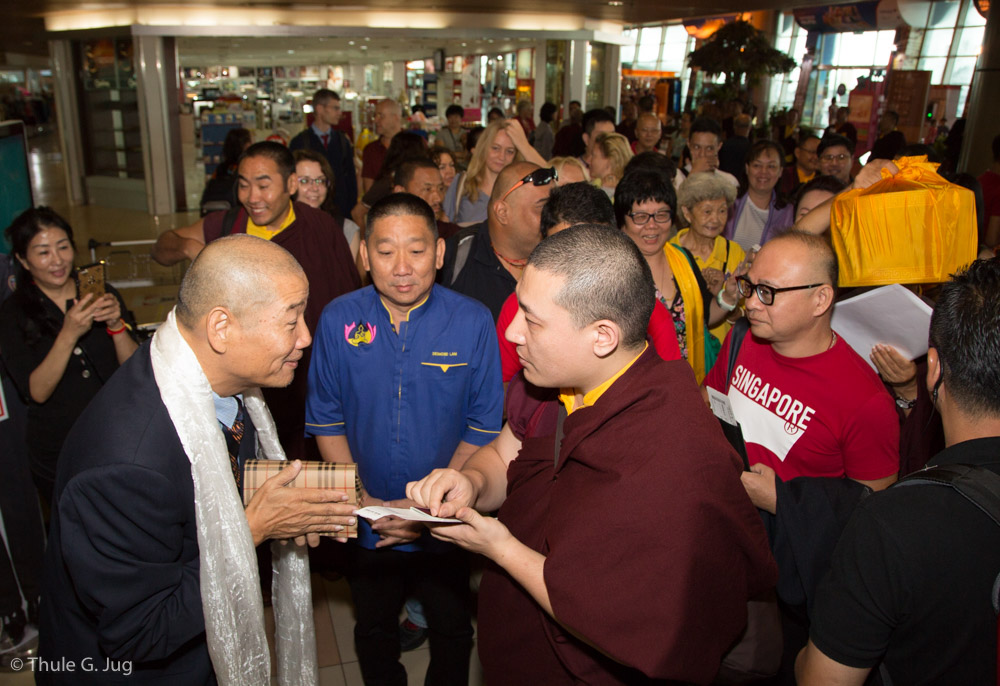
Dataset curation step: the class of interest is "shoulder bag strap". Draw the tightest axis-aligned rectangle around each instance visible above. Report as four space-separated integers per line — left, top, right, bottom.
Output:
453 173 467 220
895 464 1000 528
219 206 242 237
725 317 750 392
449 234 475 286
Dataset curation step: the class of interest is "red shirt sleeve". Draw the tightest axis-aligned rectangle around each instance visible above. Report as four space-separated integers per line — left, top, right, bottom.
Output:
496 293 521 382
647 299 682 362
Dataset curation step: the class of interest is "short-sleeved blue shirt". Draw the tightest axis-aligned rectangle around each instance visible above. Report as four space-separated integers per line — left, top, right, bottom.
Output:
306 284 503 550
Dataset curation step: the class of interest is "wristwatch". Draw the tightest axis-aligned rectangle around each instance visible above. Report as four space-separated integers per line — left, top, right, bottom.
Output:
895 395 917 409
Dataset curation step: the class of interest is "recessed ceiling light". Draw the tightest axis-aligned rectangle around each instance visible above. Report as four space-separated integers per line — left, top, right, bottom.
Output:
608 0 623 4
287 49 295 54
348 40 355 45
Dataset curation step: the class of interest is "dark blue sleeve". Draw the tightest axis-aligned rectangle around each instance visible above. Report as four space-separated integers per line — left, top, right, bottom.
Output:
58 464 206 662
461 307 503 446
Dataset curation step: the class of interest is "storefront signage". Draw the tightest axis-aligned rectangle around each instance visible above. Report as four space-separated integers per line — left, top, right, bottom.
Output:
793 1 903 33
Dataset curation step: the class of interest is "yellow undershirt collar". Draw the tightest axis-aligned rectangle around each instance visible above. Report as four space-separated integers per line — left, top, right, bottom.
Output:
246 201 295 240
558 342 648 415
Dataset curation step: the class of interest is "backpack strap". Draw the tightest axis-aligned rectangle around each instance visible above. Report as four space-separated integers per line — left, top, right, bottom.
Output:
449 234 475 286
219 206 242 237
895 464 1000 528
453 173 467 221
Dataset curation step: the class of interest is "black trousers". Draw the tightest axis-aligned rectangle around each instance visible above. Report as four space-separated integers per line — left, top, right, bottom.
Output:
347 546 472 686
0 372 44 625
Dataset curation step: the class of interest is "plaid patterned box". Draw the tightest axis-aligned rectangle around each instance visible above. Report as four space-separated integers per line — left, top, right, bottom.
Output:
242 460 360 538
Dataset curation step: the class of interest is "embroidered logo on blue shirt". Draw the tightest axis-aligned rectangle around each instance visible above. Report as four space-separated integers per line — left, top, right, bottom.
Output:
344 322 376 347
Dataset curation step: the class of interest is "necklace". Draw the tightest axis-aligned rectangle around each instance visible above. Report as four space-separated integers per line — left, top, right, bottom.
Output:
829 331 837 350
493 247 527 269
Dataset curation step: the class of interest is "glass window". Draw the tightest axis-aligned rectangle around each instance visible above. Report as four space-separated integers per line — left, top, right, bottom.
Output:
874 31 897 65
947 55 977 85
918 56 948 83
955 26 985 55
635 27 662 70
837 32 878 65
956 85 970 116
661 40 687 72
928 0 960 27
921 29 954 57
963 0 987 26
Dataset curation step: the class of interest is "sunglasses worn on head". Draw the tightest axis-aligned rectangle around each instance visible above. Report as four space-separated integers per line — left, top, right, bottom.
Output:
501 167 558 202
736 275 825 306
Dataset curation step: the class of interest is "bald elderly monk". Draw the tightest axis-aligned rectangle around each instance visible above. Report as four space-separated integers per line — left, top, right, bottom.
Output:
38 236 358 686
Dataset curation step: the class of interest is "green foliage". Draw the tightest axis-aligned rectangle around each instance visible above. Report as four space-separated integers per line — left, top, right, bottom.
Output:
688 21 797 90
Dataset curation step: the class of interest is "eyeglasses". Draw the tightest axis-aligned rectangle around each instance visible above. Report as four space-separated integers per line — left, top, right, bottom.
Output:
298 176 329 188
500 167 558 202
820 153 850 163
736 275 825 306
627 209 673 226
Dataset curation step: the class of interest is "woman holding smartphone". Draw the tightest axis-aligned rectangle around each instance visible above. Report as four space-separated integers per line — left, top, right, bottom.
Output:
0 207 137 505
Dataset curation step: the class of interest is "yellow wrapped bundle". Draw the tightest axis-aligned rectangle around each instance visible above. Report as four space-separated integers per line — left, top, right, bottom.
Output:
830 156 978 287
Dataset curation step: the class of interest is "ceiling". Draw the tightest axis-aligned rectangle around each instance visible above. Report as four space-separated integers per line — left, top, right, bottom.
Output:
5 0 837 62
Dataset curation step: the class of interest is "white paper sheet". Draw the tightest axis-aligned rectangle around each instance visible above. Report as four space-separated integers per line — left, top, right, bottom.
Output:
831 284 934 371
354 506 461 523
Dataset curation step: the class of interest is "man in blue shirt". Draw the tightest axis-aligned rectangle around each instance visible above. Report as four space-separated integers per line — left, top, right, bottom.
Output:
306 192 503 685
289 89 357 219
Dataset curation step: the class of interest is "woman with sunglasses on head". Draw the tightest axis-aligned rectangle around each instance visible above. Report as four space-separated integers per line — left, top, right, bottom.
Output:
0 207 138 506
443 120 545 226
293 149 361 260
673 171 746 343
615 171 740 382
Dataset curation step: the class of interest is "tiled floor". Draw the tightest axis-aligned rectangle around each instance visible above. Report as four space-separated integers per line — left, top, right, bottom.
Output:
0 125 486 685
0 571 484 685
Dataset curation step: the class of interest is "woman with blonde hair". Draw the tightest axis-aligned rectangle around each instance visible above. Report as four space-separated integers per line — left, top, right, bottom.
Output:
549 156 590 185
443 120 542 225
590 132 633 198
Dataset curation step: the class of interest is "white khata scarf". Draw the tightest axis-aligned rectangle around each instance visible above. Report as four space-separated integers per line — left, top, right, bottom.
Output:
150 309 318 686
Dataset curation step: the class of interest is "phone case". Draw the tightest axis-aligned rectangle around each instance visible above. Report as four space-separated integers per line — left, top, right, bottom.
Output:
76 262 107 301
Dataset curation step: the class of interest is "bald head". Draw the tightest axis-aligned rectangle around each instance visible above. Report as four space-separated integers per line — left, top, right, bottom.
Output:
762 230 839 289
176 235 306 330
491 162 541 203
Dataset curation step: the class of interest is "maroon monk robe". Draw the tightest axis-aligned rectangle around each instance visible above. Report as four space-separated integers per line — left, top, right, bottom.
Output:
478 348 777 685
203 201 361 461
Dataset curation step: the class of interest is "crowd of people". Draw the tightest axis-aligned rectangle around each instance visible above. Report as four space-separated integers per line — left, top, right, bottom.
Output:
1 85 999 686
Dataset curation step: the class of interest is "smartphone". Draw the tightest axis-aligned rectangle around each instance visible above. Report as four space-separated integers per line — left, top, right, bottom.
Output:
76 262 107 301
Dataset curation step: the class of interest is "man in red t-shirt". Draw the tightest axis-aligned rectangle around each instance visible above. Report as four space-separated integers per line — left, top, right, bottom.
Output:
977 133 1000 249
704 231 899 507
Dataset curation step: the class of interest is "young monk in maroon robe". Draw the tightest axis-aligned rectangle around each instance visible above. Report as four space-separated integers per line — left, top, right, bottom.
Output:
152 141 361 462
407 225 777 684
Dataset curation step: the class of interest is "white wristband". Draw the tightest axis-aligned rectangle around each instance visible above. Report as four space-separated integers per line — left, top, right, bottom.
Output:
717 288 738 312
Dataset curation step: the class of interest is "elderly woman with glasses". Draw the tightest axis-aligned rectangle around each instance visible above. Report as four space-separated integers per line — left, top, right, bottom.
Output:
673 171 746 343
615 170 740 382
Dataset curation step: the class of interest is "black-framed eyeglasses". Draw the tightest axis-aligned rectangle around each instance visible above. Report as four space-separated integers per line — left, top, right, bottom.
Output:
298 176 329 188
501 167 558 202
736 275 825 306
627 209 673 226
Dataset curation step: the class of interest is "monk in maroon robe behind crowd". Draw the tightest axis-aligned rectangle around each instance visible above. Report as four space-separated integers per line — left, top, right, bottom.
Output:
408 224 777 684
